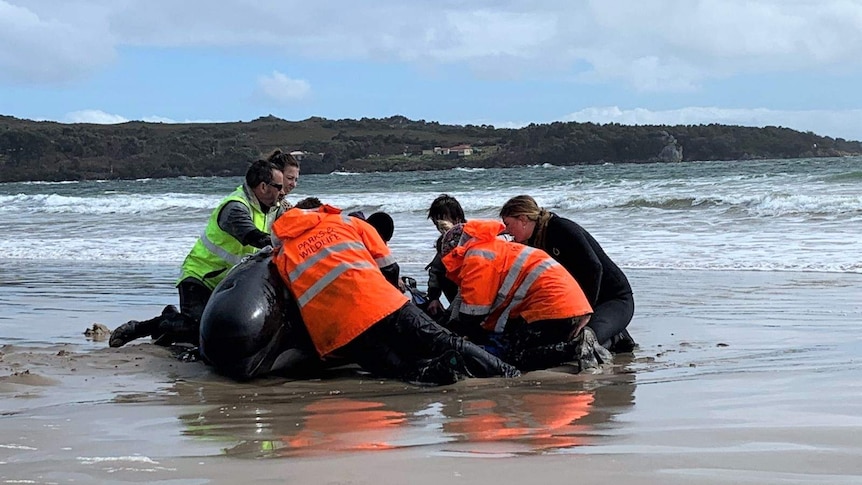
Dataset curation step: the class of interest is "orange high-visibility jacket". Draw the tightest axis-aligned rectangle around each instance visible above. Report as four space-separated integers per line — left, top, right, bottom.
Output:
272 205 408 356
442 220 592 333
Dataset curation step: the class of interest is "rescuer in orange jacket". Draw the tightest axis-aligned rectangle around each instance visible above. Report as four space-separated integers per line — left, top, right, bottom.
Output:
271 202 520 385
441 220 613 372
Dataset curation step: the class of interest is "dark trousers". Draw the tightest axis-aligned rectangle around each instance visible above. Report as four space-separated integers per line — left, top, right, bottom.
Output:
486 317 579 371
587 292 636 352
148 277 213 346
178 277 212 324
342 302 517 380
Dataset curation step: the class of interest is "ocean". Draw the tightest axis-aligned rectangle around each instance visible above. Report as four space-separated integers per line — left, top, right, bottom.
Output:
0 156 860 346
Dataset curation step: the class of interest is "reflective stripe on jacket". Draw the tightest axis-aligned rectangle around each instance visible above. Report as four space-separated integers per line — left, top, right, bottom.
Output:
178 185 275 290
443 220 592 333
272 205 407 356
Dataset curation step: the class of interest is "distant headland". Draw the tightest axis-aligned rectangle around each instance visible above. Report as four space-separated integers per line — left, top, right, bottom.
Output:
1 114 860 183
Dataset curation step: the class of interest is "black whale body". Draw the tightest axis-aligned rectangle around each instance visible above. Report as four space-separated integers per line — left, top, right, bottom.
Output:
199 249 323 380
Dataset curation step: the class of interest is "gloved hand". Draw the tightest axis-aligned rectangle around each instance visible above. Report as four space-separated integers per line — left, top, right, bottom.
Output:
238 245 274 266
426 299 445 316
572 326 613 373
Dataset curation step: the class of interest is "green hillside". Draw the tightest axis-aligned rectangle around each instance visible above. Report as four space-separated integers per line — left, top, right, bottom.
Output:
1 114 860 182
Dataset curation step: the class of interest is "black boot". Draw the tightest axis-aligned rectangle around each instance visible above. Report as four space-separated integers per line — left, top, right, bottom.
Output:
152 305 199 346
605 328 637 353
109 306 172 348
404 350 464 386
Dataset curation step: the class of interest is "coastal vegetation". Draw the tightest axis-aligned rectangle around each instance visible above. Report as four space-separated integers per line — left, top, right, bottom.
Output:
1 114 860 182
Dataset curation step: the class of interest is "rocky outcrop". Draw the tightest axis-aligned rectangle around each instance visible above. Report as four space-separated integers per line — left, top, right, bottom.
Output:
655 131 683 162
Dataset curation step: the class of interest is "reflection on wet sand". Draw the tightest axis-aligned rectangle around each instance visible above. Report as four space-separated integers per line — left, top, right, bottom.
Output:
444 392 595 452
171 370 636 459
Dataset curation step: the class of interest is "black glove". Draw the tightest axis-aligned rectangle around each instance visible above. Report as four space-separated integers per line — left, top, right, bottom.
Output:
242 229 274 249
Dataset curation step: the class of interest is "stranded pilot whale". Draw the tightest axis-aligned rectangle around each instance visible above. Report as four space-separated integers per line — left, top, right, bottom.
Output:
199 248 326 380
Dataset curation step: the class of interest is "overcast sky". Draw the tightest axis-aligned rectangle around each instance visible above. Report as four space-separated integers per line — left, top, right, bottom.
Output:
2 0 861 141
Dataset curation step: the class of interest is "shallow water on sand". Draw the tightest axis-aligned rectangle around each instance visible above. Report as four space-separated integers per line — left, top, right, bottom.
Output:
2 267 861 484
3 157 862 482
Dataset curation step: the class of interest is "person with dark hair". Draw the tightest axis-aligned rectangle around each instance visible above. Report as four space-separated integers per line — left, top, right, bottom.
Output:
427 194 466 233
424 194 467 318
361 210 421 299
500 195 636 353
110 159 287 348
295 197 323 210
366 212 394 243
271 202 520 385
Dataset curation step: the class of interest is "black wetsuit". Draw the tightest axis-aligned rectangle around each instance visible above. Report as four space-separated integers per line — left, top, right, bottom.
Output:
531 213 635 352
424 235 460 320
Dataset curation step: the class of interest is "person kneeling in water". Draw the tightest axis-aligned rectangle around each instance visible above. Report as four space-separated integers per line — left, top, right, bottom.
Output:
441 220 613 373
500 195 636 353
270 200 520 385
110 158 293 348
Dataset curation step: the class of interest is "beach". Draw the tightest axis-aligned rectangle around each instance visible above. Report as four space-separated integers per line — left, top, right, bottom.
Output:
3 267 861 484
2 158 861 483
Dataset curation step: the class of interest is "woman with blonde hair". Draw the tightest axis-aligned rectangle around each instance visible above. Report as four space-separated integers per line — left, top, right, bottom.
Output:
500 195 636 353
265 149 300 217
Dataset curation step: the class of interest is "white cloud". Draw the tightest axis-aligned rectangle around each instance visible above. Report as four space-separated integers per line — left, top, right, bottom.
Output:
140 115 220 124
254 71 311 104
573 0 862 89
0 0 115 84
107 0 862 90
140 115 177 123
64 109 128 124
562 106 862 141
60 111 222 124
6 1 862 89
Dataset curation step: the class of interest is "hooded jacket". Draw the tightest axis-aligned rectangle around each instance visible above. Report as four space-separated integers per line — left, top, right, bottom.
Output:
442 220 592 333
271 205 408 356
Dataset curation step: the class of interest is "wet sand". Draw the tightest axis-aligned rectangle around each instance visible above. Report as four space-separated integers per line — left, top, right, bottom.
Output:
2 269 862 484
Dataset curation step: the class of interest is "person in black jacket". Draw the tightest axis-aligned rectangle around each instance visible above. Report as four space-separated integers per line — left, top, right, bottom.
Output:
424 194 467 319
500 195 636 352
